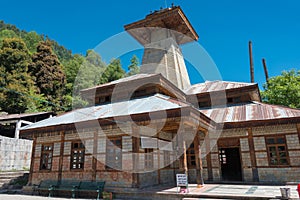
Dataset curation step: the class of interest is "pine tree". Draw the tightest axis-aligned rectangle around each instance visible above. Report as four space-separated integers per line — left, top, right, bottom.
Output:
29 40 66 111
127 55 140 76
100 58 125 84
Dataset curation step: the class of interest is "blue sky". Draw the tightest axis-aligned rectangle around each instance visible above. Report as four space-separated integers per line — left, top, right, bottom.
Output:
1 0 299 88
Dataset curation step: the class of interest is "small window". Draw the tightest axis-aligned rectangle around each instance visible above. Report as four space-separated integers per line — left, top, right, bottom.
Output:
145 148 154 169
187 142 196 167
70 141 85 170
164 151 171 168
266 136 289 166
198 101 209 108
40 144 53 170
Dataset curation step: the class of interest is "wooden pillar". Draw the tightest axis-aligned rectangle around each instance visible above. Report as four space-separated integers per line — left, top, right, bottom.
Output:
183 141 188 176
157 131 161 184
194 132 204 187
58 131 65 183
28 134 37 185
132 125 140 188
248 128 259 182
14 120 22 139
205 131 213 181
92 129 98 181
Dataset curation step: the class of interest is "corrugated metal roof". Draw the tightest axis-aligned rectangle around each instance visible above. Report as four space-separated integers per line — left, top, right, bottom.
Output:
81 74 158 92
20 94 190 130
185 80 257 95
200 101 300 123
0 112 53 121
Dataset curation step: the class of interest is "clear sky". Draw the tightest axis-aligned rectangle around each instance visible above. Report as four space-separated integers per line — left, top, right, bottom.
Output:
1 0 299 88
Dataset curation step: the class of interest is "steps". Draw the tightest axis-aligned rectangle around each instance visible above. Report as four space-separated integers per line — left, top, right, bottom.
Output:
0 171 29 192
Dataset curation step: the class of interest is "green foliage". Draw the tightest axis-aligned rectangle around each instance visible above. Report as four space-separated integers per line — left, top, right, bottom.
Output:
29 41 66 111
261 69 300 108
23 31 43 53
0 38 35 113
127 55 140 76
0 29 18 47
0 20 136 114
100 58 125 84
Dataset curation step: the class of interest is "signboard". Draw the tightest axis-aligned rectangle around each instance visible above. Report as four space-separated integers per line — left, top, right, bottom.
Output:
176 174 188 187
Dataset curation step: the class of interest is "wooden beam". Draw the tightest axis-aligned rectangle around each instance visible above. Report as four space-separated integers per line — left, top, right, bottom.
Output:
28 134 37 185
92 129 98 181
248 128 259 182
195 133 204 187
132 125 140 188
205 131 213 181
58 131 65 183
297 124 300 145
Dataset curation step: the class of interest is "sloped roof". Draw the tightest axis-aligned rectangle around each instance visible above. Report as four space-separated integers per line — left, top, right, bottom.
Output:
20 94 191 131
185 80 257 95
200 101 300 124
80 74 158 92
0 112 53 121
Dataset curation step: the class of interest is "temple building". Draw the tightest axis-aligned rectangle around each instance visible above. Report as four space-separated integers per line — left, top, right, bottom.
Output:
20 6 300 191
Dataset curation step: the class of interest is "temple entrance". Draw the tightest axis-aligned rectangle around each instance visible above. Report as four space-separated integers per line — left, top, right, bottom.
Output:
219 148 242 181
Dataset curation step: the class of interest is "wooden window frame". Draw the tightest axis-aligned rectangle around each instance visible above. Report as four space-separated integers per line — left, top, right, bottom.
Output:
145 148 154 169
106 137 122 170
164 151 171 168
70 141 85 170
265 135 290 166
187 142 196 167
40 143 53 171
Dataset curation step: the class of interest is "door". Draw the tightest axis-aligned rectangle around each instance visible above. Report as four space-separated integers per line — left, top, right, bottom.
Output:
219 148 242 181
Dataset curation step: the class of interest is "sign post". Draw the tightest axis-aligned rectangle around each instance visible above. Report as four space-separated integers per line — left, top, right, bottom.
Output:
176 174 188 193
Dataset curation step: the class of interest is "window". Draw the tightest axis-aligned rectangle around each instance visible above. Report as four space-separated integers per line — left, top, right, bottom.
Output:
227 97 241 104
71 141 85 170
40 144 53 170
164 151 171 168
106 138 122 170
266 136 289 166
145 148 153 169
187 142 196 167
99 96 111 104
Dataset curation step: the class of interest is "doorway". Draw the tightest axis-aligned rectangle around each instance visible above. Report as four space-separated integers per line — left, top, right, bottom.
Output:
219 148 242 181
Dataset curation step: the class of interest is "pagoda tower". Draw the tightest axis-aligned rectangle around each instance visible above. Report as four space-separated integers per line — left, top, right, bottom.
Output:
124 6 199 90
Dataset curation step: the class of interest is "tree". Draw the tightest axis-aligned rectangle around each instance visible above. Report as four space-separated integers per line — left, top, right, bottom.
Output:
23 31 43 53
0 29 18 47
261 69 300 108
100 58 125 84
127 55 140 76
0 38 36 113
29 41 66 111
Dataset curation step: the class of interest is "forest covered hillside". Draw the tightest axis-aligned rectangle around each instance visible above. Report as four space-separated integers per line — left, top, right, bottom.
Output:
0 20 139 114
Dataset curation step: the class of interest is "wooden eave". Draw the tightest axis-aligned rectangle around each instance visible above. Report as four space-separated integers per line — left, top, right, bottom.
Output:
124 6 199 45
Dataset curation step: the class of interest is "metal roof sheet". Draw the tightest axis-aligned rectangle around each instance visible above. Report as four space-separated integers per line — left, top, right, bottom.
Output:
20 94 190 130
200 101 300 123
185 80 257 95
0 112 53 121
81 74 158 92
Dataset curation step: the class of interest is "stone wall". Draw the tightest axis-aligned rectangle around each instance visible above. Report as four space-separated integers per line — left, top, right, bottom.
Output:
0 135 32 171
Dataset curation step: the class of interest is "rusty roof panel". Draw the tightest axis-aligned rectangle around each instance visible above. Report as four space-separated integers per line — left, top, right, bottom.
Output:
200 101 300 123
185 80 257 95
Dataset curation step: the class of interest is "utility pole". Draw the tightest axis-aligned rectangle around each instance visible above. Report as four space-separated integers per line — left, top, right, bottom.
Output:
262 58 269 82
249 41 255 83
